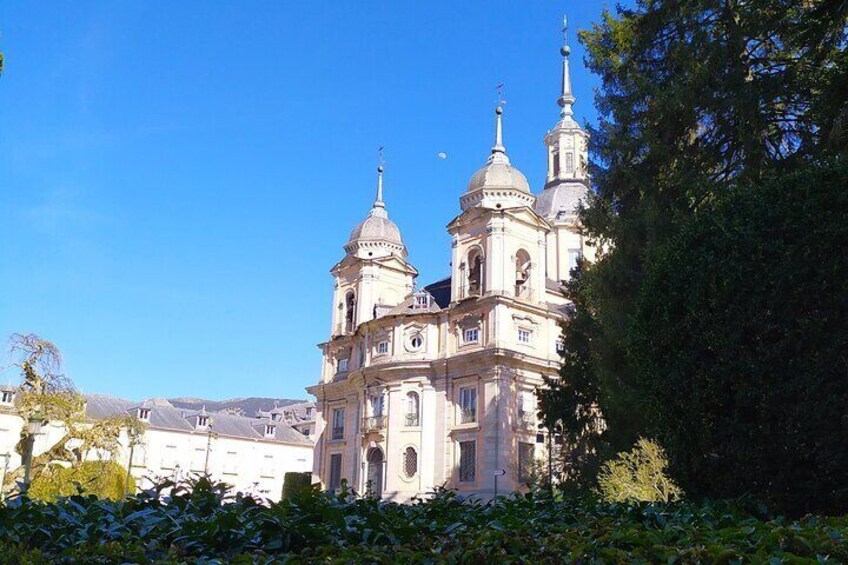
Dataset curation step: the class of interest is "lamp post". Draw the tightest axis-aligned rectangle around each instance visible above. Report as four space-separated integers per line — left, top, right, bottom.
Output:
0 452 10 503
203 422 215 475
22 411 44 493
125 427 141 497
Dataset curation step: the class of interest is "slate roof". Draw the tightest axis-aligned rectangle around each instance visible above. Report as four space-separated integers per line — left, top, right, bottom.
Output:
263 401 316 426
83 393 312 446
424 276 452 309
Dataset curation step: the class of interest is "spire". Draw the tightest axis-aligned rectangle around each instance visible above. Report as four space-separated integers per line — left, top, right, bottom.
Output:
374 165 385 209
488 84 510 164
558 15 576 119
492 106 505 154
370 147 388 218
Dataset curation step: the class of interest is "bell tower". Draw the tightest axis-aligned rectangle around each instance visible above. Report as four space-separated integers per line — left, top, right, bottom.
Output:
535 16 594 282
330 164 417 337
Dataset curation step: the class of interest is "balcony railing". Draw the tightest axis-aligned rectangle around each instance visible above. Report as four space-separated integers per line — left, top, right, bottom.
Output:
361 415 388 433
405 413 420 427
460 408 477 424
517 411 536 429
331 427 345 440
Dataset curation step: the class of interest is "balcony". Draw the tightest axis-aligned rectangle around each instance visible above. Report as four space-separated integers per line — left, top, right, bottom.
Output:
361 415 388 433
516 411 536 429
459 408 477 424
405 413 420 427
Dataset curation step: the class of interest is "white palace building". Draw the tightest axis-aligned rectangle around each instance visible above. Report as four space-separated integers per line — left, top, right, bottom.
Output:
307 26 595 500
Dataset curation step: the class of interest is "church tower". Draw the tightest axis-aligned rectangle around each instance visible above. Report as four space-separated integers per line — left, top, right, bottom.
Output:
329 165 417 340
534 17 594 282
448 105 549 305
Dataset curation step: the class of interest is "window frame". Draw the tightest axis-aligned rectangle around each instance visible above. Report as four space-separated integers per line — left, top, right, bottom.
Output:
458 440 476 483
331 407 345 440
328 453 343 491
462 327 479 344
458 386 477 424
517 328 532 344
518 442 535 482
403 446 418 478
405 391 420 427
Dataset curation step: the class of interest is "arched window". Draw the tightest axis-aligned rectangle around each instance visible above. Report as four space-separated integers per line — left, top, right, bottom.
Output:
344 291 356 334
514 249 531 297
467 249 483 296
403 447 418 478
405 391 420 427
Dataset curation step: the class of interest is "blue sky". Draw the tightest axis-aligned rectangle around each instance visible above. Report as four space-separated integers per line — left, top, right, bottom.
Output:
0 1 617 401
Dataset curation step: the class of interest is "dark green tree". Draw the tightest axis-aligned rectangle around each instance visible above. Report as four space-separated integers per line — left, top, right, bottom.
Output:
537 262 607 492
632 161 848 515
542 0 847 449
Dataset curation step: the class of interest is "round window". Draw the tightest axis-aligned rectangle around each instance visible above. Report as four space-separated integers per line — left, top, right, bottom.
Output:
408 332 424 351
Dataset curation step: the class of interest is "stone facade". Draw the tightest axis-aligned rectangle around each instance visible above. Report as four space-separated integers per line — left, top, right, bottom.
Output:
0 389 314 501
308 28 593 501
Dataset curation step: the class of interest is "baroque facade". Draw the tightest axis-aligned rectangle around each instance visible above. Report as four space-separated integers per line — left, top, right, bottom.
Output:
307 26 594 500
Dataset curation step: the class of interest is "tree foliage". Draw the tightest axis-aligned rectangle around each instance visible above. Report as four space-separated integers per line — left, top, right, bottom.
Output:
27 461 133 503
539 0 848 513
598 438 683 503
537 264 607 491
4 334 145 492
632 161 848 515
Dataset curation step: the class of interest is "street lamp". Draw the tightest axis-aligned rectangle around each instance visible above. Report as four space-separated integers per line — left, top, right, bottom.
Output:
1 452 10 503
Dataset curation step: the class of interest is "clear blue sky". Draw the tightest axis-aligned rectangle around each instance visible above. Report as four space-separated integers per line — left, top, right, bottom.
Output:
0 1 619 401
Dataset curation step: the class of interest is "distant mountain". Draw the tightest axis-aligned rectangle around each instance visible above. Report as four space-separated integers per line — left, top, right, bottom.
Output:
167 396 305 417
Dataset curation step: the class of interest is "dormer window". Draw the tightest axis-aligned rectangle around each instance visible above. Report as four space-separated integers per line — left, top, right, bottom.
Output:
463 328 479 344
305 406 313 418
0 391 14 405
338 358 349 372
264 424 276 438
413 292 430 310
137 408 151 422
377 340 389 354
197 415 209 429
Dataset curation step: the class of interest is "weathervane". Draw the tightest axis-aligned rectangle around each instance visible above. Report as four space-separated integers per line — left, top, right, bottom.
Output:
563 14 568 43
496 82 507 109
377 145 385 169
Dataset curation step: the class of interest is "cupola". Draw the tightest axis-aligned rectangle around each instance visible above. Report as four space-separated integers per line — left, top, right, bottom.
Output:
461 106 535 212
345 165 407 258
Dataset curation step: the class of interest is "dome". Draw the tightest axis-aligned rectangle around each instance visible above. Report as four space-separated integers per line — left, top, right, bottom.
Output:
534 181 588 220
466 152 532 194
347 209 403 247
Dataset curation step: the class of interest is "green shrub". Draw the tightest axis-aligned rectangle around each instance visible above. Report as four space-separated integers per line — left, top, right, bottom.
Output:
0 477 845 563
27 460 133 502
281 471 312 500
597 438 683 503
